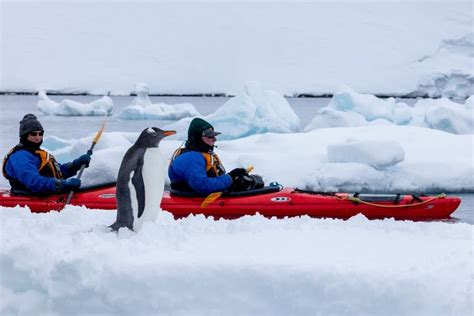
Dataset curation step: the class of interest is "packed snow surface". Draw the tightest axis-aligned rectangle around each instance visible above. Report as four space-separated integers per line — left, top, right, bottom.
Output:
36 91 113 116
1 206 472 315
327 139 405 170
1 2 472 98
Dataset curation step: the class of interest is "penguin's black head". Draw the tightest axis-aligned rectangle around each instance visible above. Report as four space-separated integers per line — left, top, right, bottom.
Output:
135 127 176 148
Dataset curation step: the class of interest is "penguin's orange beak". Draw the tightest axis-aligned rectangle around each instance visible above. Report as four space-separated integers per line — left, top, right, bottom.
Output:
162 130 176 137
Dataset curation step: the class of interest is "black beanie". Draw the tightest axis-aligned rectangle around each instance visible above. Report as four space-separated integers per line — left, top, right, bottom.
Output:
19 114 44 137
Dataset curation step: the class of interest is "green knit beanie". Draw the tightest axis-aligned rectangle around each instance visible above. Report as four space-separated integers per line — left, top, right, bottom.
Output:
188 118 213 143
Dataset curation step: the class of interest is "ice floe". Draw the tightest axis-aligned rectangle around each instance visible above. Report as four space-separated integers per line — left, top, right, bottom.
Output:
36 91 113 116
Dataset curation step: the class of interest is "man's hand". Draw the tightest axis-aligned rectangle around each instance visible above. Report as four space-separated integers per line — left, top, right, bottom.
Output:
59 178 81 191
228 168 248 181
72 154 92 169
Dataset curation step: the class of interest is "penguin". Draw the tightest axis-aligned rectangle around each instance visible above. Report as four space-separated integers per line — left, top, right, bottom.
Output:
110 127 176 231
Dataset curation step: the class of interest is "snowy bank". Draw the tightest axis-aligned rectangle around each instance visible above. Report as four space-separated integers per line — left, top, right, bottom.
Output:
116 83 200 120
1 2 472 98
43 125 474 193
37 91 113 116
0 206 472 315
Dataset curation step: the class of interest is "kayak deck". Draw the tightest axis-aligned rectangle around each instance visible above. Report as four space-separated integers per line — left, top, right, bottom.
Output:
161 187 461 220
0 185 461 221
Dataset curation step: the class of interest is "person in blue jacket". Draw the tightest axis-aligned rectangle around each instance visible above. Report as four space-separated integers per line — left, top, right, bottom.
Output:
168 118 247 196
2 114 91 195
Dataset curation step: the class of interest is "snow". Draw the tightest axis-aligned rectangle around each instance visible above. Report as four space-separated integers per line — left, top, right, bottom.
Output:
423 99 474 134
1 2 472 98
41 124 473 194
305 86 474 134
116 83 200 120
37 91 113 116
0 206 472 315
167 82 300 140
327 139 405 170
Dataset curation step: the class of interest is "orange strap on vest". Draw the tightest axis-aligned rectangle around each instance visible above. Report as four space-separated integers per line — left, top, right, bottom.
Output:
171 147 225 177
35 150 62 179
2 146 63 180
201 152 224 176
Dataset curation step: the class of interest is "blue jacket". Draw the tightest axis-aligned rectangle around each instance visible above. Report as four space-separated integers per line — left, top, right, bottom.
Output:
4 149 78 194
169 151 232 196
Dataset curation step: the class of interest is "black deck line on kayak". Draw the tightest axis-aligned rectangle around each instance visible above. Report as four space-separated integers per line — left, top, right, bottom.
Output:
170 186 282 198
79 181 116 192
293 188 338 196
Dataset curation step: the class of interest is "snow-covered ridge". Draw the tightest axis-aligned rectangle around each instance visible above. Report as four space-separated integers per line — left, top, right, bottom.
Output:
1 2 472 98
413 33 474 99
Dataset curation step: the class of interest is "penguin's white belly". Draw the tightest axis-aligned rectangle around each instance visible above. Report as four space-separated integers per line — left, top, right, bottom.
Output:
133 148 165 230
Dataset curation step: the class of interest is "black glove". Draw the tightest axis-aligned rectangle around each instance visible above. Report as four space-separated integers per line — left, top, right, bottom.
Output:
71 154 92 170
58 178 81 192
228 168 248 181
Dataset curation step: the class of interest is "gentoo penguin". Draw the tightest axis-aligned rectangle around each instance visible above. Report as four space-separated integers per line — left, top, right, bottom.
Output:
110 127 176 231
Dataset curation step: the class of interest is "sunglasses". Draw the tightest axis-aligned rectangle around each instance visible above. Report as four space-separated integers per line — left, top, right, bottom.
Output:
201 128 220 138
29 131 44 136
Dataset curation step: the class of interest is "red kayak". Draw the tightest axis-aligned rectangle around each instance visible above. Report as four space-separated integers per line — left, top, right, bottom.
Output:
0 183 461 220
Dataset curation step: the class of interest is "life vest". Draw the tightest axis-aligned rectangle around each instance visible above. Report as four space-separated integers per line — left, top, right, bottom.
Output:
2 144 64 191
171 147 226 178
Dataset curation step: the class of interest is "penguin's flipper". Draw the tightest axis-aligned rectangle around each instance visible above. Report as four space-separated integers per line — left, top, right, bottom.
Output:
131 162 146 218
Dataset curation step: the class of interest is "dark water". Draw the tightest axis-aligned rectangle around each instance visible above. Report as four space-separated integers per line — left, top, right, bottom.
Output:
0 95 472 224
450 194 473 224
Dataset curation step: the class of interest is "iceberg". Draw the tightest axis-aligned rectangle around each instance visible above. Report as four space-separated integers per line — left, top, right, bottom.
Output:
305 86 473 134
37 91 113 116
421 98 473 134
167 81 300 140
116 83 200 120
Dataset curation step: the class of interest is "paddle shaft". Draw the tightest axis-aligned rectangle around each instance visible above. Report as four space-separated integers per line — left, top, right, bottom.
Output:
65 143 97 205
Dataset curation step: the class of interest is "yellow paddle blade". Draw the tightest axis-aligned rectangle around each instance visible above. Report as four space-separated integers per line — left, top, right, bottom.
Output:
200 192 223 208
92 117 107 144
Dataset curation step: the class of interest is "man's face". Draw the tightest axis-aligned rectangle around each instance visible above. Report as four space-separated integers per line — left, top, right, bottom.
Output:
27 130 44 144
202 135 216 146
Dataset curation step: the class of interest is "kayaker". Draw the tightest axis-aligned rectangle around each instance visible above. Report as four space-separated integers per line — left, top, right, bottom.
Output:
2 114 91 195
168 118 250 196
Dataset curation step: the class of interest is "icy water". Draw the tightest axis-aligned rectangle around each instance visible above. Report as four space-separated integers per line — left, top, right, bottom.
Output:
0 95 472 224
